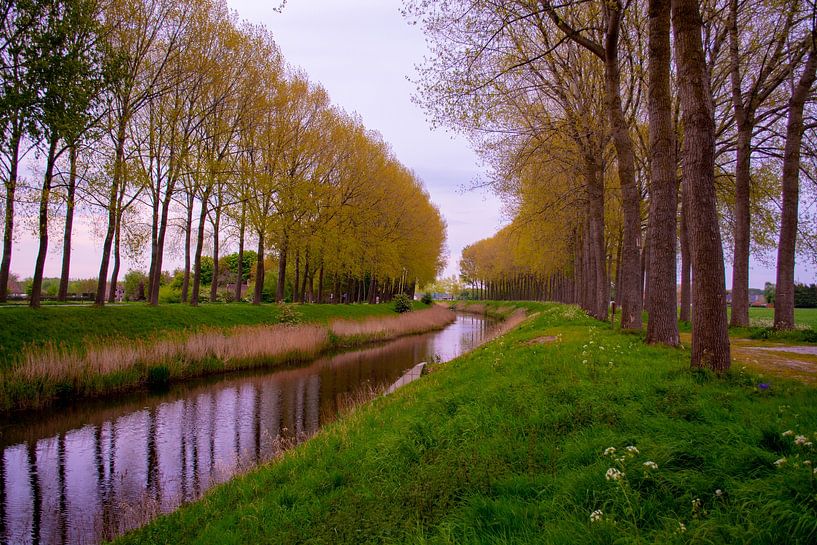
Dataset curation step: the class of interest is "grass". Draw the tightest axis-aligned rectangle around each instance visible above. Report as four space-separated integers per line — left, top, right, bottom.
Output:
0 302 420 367
0 302 441 411
112 302 817 545
677 307 817 344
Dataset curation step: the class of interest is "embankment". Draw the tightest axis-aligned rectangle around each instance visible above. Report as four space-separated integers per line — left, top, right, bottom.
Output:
114 302 817 545
0 305 454 411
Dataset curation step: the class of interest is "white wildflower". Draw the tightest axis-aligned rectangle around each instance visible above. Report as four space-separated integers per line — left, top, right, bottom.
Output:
606 468 624 481
782 430 795 437
795 435 808 445
774 458 787 467
625 445 639 455
691 498 701 511
643 461 658 470
603 447 616 456
677 522 687 533
582 360 588 364
804 460 812 467
590 510 603 523
715 489 723 497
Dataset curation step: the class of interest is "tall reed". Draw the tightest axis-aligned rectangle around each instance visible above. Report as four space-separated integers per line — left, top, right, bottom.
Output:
330 305 455 343
1 307 457 411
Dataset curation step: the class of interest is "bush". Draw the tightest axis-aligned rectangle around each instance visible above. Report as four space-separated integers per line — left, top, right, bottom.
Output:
421 292 433 305
124 270 148 301
158 285 181 304
276 303 302 324
393 293 412 313
216 289 236 303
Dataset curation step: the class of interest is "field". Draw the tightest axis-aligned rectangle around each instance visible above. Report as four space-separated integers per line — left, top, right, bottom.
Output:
114 302 817 545
747 307 817 330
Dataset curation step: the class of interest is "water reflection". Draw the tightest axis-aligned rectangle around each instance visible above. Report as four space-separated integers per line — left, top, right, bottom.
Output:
0 313 494 545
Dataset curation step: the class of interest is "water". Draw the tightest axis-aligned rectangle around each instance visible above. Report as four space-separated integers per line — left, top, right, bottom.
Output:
0 313 496 545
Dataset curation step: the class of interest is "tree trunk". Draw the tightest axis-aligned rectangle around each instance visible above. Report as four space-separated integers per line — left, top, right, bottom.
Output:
58 145 78 301
181 192 194 303
730 125 752 326
672 0 731 371
148 179 177 305
604 2 642 331
0 129 21 302
31 137 59 308
276 237 288 303
775 41 817 329
254 231 265 305
190 191 210 306
234 203 246 302
209 208 221 302
646 0 679 346
726 0 753 328
586 155 608 320
107 200 124 303
367 274 377 304
300 251 310 303
293 249 300 303
95 117 128 306
317 263 324 303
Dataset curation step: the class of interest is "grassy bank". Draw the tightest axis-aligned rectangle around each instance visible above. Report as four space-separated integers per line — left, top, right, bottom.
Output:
114 302 817 545
0 302 412 366
0 302 446 411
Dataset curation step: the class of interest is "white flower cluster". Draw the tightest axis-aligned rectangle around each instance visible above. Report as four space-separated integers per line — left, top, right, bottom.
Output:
677 522 687 533
691 498 702 512
606 467 624 481
590 509 603 523
643 461 658 470
774 458 787 467
625 445 639 455
794 435 813 447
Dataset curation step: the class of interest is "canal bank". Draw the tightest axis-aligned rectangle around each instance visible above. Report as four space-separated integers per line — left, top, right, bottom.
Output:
105 301 817 545
0 304 455 411
1 312 501 544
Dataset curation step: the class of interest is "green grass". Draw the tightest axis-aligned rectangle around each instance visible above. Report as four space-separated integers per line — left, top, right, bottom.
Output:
114 302 817 545
0 302 423 367
676 307 817 344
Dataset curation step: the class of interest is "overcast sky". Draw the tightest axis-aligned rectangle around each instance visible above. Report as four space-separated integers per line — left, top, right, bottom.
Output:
8 0 815 288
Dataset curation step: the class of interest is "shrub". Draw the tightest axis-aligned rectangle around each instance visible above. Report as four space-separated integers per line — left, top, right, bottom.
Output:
277 303 302 324
216 289 236 303
421 292 433 305
393 293 412 313
158 285 181 304
124 270 148 301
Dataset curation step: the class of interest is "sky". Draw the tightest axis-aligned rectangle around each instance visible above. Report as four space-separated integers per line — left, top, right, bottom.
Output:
8 0 815 288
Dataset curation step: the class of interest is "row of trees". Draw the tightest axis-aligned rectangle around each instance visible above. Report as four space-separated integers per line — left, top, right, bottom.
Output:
406 0 817 371
1 0 446 308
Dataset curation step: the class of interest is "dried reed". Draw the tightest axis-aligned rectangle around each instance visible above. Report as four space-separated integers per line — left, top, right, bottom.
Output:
1 324 329 410
329 305 455 342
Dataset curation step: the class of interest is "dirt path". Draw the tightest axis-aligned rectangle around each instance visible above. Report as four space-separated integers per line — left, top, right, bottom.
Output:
680 333 817 384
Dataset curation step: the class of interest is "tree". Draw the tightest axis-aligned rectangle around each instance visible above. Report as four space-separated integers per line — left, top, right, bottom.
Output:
672 0 731 371
29 0 107 308
645 0 679 346
774 14 816 329
0 0 43 302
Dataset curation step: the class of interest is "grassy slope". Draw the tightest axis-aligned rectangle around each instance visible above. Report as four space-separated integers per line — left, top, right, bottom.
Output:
115 303 817 545
0 303 413 367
